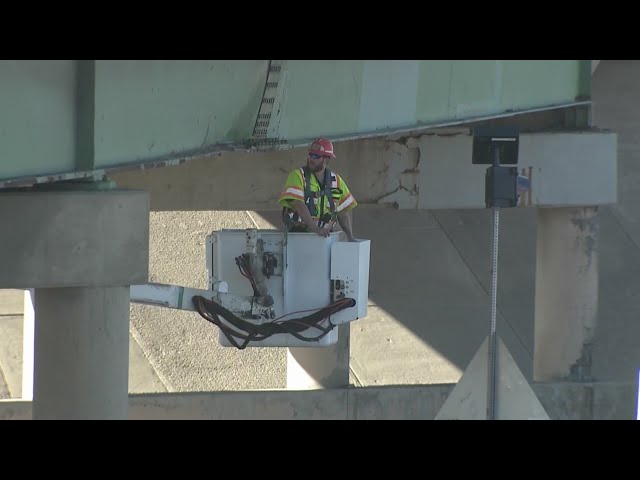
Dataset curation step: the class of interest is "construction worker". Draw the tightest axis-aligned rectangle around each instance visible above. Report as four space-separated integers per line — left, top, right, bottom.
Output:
278 138 358 242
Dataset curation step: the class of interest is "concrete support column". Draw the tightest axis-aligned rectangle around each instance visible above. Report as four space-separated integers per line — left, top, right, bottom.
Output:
287 324 350 389
534 206 599 381
33 287 130 419
0 189 149 420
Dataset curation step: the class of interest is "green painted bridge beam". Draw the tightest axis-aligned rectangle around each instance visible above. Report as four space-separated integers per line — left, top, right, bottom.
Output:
0 60 591 186
75 60 96 171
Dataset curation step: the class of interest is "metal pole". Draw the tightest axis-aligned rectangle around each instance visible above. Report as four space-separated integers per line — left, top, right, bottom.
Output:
487 147 501 420
487 207 499 420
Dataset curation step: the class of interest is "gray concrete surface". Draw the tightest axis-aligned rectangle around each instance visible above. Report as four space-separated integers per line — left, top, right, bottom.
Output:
32 287 131 419
591 61 640 382
1 61 639 419
534 207 598 381
0 290 23 398
0 289 22 315
0 381 635 420
0 315 21 398
337 206 538 384
0 190 149 288
0 289 167 399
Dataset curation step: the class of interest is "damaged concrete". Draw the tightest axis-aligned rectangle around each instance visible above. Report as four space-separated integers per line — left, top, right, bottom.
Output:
534 207 599 381
107 129 615 213
375 138 421 209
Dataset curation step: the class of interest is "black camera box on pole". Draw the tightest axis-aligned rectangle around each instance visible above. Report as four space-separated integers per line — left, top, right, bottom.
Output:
485 165 518 208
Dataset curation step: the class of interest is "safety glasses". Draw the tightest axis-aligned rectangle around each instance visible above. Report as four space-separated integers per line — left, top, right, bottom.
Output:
309 153 329 160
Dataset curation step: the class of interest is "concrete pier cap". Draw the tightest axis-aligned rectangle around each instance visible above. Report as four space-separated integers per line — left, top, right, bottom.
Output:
0 189 150 288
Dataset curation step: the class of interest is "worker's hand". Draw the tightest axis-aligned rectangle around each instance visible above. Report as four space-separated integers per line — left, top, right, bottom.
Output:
312 225 330 238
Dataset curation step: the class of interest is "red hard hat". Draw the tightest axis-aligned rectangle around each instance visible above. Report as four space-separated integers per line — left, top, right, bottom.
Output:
308 138 336 158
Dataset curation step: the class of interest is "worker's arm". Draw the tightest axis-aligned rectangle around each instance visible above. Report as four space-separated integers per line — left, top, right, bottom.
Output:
333 175 357 242
337 209 357 242
291 200 329 237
